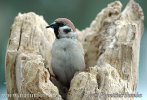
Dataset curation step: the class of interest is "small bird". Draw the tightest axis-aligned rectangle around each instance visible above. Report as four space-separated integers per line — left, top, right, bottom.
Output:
46 18 85 87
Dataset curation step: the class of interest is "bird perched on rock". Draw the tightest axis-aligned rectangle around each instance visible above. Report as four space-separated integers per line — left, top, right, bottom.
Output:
46 18 85 87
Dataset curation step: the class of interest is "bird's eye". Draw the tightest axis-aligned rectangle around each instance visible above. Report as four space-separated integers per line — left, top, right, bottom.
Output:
57 23 65 27
63 28 71 34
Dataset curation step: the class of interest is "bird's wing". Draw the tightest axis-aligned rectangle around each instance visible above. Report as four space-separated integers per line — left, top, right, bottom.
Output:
77 41 85 55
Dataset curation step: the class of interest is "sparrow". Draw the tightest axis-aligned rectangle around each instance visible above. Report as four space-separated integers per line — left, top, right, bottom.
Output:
46 18 85 87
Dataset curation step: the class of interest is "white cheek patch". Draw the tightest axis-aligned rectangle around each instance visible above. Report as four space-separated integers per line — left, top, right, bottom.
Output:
58 25 77 38
59 25 72 34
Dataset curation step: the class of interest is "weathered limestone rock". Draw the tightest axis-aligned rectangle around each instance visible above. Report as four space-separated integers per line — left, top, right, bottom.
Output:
6 13 62 100
68 1 144 100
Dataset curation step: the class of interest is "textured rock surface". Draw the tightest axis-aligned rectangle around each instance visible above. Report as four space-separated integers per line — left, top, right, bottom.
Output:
5 0 144 100
6 13 62 100
68 1 144 100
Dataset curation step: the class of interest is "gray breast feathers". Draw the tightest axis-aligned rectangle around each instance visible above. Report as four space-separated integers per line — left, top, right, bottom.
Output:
51 38 85 86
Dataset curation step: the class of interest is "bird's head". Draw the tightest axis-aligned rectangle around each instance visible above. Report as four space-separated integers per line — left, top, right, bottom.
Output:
46 18 77 39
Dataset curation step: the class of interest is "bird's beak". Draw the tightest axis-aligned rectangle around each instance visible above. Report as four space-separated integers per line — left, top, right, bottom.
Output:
46 22 57 28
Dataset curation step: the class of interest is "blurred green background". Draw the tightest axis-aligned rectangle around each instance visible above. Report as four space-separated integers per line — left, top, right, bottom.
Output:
0 0 146 100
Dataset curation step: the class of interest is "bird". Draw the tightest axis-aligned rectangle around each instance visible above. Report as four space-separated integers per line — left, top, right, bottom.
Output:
46 18 85 87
